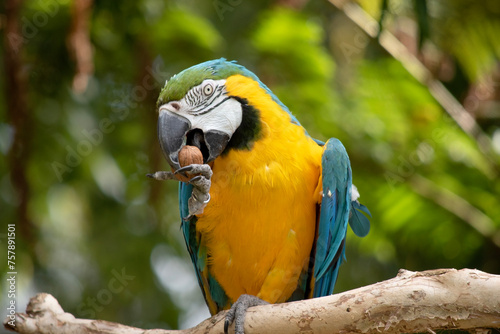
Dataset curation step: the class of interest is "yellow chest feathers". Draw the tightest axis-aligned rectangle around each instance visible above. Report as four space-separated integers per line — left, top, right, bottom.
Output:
195 75 324 303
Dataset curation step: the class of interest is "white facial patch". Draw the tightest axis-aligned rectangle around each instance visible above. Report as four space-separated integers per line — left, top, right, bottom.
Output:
158 79 243 137
188 98 242 134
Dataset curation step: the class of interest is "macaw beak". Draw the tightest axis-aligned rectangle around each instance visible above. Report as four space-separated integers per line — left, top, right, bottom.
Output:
158 110 230 170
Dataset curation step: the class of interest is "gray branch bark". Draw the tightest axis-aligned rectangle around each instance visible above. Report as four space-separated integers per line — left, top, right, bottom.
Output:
4 269 500 334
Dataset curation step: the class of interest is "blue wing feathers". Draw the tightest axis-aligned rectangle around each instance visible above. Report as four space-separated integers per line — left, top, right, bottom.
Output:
313 138 353 297
349 201 371 237
179 183 204 286
179 182 229 311
179 182 192 222
208 275 229 307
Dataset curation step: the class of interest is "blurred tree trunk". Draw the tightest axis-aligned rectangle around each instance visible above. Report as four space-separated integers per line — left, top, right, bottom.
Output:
4 0 34 244
68 0 94 94
4 269 500 334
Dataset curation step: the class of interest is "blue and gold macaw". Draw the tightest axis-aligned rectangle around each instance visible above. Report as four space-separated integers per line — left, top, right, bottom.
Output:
149 59 371 334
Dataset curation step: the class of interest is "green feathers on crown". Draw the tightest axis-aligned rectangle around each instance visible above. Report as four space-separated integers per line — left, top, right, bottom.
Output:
157 58 246 107
155 58 303 129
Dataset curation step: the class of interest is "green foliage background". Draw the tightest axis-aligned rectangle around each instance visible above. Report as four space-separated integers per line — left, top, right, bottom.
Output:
1 0 499 330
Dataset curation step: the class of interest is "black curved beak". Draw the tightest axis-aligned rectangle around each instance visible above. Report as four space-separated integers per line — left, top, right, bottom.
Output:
204 130 231 163
158 111 231 170
158 111 191 170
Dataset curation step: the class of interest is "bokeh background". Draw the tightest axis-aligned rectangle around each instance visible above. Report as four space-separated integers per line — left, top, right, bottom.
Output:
1 0 500 331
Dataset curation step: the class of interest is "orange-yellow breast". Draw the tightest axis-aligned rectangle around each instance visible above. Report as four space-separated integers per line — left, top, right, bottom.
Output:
195 75 324 305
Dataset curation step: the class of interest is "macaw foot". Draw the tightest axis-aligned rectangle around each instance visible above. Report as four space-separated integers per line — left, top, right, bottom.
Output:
176 164 212 217
147 164 213 217
224 294 268 334
146 170 177 181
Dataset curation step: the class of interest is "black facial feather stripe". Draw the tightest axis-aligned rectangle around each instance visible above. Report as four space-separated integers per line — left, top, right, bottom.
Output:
202 86 223 107
188 85 226 115
186 90 197 105
192 96 230 116
185 85 211 106
221 96 262 155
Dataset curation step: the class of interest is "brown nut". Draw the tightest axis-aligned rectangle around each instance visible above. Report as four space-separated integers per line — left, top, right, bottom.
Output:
172 145 204 182
179 145 204 167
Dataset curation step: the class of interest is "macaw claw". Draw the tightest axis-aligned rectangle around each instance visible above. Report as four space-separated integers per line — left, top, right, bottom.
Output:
182 164 212 217
146 171 177 181
176 164 213 179
149 164 212 217
224 294 268 334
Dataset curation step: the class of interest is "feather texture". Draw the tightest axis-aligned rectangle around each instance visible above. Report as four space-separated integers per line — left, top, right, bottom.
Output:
312 139 351 297
349 201 372 237
168 60 370 315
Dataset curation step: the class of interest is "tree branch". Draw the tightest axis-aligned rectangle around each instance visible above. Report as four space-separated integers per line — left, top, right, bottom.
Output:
4 269 500 333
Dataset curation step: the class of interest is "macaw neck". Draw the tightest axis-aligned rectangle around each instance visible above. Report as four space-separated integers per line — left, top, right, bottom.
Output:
224 74 303 150
215 74 322 186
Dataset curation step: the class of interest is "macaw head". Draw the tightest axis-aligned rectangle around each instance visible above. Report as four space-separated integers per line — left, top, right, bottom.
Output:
156 58 272 170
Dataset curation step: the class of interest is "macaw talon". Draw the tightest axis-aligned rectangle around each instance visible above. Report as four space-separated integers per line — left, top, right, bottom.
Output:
188 175 203 183
224 294 268 334
184 164 212 217
146 171 177 181
190 176 210 197
176 164 213 179
187 189 210 217
174 166 192 174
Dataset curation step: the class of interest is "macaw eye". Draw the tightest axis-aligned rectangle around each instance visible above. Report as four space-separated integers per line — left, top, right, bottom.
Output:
203 83 214 96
